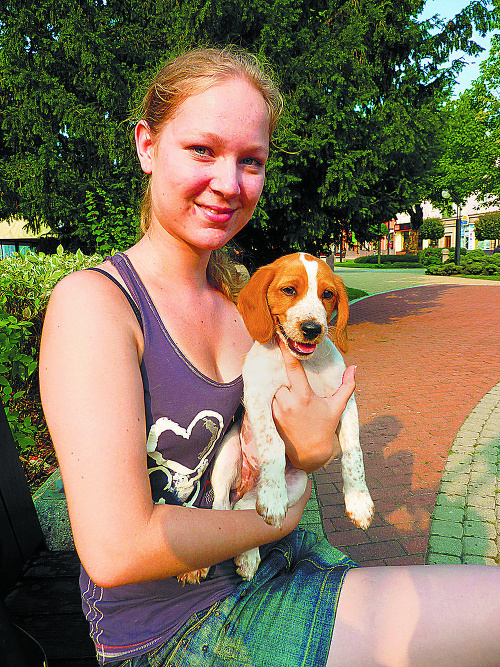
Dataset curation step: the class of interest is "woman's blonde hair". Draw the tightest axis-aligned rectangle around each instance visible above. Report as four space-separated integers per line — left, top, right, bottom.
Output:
135 46 283 301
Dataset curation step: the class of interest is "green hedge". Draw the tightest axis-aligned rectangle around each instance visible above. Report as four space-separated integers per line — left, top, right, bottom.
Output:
0 246 103 452
426 248 500 276
354 254 422 265
418 247 442 266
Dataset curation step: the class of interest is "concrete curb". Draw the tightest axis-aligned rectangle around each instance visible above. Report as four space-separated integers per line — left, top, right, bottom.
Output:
32 468 75 550
426 382 500 565
33 468 325 551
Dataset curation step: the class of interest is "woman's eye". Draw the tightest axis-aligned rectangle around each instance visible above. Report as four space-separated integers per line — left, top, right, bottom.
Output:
322 290 334 300
191 146 209 156
282 286 296 296
241 157 264 167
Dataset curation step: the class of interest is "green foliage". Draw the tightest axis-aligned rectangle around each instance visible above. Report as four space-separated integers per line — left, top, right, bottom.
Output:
444 246 468 263
436 35 500 209
0 0 497 261
427 246 500 276
419 217 445 245
0 246 103 451
85 186 139 254
419 247 443 266
354 254 421 265
0 300 37 451
475 211 500 241
463 247 486 263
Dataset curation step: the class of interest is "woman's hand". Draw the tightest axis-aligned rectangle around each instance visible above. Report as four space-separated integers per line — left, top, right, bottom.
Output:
272 338 356 473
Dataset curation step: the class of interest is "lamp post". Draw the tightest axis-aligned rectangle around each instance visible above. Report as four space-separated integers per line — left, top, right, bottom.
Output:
442 190 461 266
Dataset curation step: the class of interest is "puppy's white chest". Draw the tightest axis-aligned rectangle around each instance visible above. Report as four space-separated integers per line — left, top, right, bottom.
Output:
302 340 346 397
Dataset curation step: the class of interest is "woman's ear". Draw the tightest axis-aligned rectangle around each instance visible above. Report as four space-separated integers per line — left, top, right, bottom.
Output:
237 266 276 343
135 120 154 175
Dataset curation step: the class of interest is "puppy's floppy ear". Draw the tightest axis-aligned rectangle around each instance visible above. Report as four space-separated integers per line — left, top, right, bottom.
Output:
332 274 349 353
237 265 276 343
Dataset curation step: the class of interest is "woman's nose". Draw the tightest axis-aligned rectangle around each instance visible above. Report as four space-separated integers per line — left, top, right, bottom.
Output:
210 159 241 197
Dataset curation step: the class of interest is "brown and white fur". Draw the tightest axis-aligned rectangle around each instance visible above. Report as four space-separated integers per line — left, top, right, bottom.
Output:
180 252 374 583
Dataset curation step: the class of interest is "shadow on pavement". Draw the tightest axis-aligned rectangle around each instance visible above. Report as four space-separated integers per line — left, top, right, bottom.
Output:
348 285 462 326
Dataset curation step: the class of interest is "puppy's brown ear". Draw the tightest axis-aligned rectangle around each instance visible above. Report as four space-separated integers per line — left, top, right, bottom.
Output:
237 265 275 343
332 274 349 353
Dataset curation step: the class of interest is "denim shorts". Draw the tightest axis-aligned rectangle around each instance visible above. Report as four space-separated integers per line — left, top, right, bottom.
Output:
107 529 356 667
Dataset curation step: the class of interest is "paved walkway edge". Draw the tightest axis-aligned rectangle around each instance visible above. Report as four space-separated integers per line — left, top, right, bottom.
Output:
426 382 500 566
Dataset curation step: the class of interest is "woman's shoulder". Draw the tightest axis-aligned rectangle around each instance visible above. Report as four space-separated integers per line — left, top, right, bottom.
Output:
46 263 141 337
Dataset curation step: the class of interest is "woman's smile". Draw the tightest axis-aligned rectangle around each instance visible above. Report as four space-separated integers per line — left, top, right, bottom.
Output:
195 202 239 224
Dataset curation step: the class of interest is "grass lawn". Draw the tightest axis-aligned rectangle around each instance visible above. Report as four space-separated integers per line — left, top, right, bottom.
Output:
346 286 369 300
459 273 500 282
335 260 423 269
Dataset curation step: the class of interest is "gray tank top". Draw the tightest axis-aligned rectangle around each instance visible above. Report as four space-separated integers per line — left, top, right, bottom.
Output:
79 252 244 664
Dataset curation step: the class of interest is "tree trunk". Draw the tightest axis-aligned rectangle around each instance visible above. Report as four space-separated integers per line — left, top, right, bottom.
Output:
407 204 424 255
408 229 419 254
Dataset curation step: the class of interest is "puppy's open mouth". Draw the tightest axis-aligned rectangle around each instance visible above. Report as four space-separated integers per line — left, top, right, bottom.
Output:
278 323 317 357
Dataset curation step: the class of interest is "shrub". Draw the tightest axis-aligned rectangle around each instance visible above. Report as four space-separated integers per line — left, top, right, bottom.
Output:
487 255 500 267
459 247 500 275
0 246 103 453
443 262 460 275
462 248 486 264
463 261 486 275
425 264 446 275
354 254 421 265
426 261 463 276
484 263 500 275
419 247 443 266
444 247 468 263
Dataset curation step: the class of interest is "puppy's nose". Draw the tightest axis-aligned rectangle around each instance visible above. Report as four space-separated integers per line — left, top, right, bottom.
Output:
301 320 322 340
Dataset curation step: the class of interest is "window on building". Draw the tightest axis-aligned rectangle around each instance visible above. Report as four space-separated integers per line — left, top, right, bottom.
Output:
1 244 16 259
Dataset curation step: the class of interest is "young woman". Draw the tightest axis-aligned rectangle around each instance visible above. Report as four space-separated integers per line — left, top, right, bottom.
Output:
40 47 500 667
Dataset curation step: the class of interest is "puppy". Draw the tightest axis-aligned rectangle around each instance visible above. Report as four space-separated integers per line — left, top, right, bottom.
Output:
181 252 374 583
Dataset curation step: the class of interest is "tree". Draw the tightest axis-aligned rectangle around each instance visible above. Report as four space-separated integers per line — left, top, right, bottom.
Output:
434 88 493 209
0 0 180 250
0 0 497 259
435 29 500 212
420 217 445 246
475 211 500 241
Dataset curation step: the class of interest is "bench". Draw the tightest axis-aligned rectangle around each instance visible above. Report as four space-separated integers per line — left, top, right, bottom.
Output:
0 397 97 665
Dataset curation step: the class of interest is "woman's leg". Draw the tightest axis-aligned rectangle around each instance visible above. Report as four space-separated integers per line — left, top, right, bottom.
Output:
328 564 500 667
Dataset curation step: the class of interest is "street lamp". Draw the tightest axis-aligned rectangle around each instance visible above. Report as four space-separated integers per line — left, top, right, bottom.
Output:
442 190 461 266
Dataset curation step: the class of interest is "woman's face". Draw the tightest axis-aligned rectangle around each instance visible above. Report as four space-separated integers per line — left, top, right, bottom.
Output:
136 77 270 253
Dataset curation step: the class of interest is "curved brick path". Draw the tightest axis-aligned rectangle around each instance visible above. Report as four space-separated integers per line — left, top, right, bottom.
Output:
314 282 500 566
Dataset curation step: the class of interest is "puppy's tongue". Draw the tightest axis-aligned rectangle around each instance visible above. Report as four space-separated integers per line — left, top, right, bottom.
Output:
288 339 316 355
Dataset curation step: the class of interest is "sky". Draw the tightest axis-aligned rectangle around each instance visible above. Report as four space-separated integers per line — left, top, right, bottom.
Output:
419 0 497 95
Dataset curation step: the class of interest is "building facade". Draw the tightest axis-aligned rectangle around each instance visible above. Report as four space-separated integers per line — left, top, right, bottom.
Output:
0 218 50 259
379 196 500 255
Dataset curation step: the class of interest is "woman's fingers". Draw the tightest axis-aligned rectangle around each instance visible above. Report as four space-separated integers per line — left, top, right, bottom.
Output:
272 341 357 472
276 337 312 398
334 364 357 403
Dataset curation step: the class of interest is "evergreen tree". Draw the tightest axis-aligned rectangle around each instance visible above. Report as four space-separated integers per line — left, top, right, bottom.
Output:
0 0 496 259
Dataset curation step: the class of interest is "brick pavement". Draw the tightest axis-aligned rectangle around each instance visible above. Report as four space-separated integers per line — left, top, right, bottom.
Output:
314 283 500 566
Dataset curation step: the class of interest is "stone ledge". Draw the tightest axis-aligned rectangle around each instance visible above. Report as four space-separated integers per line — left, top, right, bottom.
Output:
32 468 75 550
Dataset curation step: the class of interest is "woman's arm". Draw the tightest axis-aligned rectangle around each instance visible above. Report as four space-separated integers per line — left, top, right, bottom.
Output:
39 270 309 589
272 339 356 473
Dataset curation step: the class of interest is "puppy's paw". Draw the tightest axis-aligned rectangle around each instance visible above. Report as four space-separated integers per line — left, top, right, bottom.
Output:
345 489 374 530
235 548 261 580
256 482 288 528
177 567 210 586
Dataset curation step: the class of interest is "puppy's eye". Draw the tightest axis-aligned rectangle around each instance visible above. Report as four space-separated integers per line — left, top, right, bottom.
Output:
282 286 296 296
322 290 334 300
